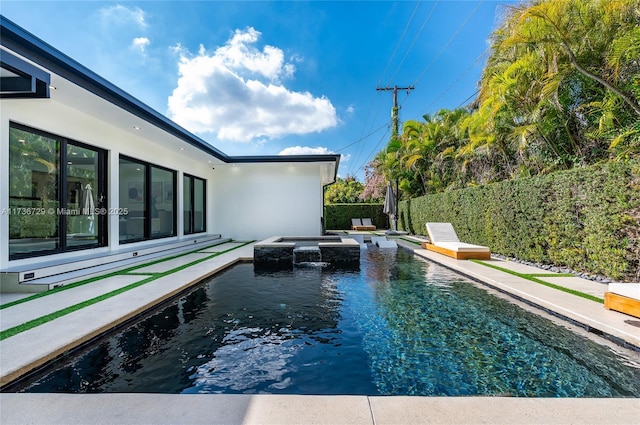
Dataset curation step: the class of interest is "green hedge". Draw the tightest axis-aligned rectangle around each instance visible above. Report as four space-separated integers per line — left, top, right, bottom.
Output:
323 203 388 231
397 160 640 282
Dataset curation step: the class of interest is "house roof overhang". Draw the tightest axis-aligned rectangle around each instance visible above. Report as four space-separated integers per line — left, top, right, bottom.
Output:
0 15 339 184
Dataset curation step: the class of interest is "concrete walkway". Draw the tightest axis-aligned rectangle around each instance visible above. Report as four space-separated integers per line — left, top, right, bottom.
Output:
1 237 639 424
2 393 639 425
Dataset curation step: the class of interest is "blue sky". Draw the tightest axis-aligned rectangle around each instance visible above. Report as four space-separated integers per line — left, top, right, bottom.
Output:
2 0 517 180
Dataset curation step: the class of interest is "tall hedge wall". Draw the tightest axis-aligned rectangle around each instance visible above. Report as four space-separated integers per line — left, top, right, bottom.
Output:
323 203 388 231
397 160 640 282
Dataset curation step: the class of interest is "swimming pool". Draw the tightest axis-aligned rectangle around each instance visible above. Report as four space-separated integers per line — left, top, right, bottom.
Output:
17 249 640 396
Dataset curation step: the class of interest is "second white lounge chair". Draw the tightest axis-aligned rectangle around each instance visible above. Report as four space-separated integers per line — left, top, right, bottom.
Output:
604 283 640 318
351 218 376 231
422 222 491 260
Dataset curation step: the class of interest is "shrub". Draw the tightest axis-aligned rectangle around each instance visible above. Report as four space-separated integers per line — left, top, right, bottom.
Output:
397 160 640 282
323 203 388 231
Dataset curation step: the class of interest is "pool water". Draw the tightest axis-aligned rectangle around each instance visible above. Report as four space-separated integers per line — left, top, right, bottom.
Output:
19 249 640 396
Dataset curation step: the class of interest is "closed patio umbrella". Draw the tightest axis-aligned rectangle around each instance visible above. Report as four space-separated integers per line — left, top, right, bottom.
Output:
383 181 397 232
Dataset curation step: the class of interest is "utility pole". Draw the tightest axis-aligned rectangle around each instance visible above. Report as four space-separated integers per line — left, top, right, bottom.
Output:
377 84 414 233
376 85 415 137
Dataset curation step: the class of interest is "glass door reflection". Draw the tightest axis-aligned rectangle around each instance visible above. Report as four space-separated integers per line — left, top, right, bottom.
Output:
66 144 102 249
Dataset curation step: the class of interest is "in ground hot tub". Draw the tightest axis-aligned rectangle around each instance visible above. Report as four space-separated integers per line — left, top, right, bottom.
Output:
254 236 360 269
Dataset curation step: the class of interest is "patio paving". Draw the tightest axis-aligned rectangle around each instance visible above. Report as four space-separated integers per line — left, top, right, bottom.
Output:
198 242 248 253
1 394 639 424
132 252 216 274
0 275 147 332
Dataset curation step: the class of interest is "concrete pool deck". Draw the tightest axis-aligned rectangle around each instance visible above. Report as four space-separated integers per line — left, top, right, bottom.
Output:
1 237 639 424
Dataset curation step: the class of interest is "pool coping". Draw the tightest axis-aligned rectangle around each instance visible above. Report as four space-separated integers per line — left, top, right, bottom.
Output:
1 393 639 425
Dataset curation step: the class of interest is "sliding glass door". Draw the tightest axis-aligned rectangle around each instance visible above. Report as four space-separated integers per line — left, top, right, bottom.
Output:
183 174 206 235
9 123 107 259
119 156 176 243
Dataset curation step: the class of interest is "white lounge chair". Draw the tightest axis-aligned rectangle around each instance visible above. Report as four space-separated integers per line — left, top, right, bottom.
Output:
351 218 376 231
604 283 640 318
422 222 490 260
371 236 397 248
349 234 368 249
361 218 376 230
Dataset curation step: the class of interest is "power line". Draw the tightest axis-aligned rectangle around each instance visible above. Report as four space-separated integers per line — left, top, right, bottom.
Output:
411 0 485 88
335 121 389 153
419 47 489 116
352 126 391 178
350 2 486 180
348 85 415 181
377 1 422 86
388 0 439 85
455 89 480 109
376 85 415 136
348 2 421 177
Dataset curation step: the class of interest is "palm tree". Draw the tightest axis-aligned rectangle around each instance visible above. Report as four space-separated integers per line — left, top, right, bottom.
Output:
368 0 640 196
501 0 640 159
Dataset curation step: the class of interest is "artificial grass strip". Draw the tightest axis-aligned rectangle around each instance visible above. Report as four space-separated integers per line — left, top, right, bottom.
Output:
400 237 423 246
0 269 134 310
0 240 248 310
0 241 254 340
470 260 604 304
136 241 254 277
0 275 156 340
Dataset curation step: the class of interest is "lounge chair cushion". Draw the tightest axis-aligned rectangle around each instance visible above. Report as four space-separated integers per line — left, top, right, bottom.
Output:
352 218 376 231
425 222 460 243
604 283 640 318
423 222 491 260
435 241 490 253
607 283 640 300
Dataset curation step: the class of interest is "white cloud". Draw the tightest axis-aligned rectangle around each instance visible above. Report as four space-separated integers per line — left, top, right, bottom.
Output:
99 5 148 29
279 146 334 155
131 37 150 53
168 27 338 142
279 147 350 167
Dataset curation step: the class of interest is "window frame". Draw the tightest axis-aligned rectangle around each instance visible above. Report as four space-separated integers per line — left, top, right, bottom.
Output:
118 155 177 244
8 122 107 259
183 173 206 235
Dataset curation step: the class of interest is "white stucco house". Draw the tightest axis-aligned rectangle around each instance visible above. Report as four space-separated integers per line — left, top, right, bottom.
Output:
0 16 339 291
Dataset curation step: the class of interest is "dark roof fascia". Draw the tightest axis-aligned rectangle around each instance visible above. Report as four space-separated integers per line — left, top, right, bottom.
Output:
229 154 340 164
0 15 229 162
229 154 340 183
0 49 51 98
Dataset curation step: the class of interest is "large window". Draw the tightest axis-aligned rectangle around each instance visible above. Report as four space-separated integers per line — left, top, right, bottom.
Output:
183 174 206 235
119 156 176 243
9 123 107 259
